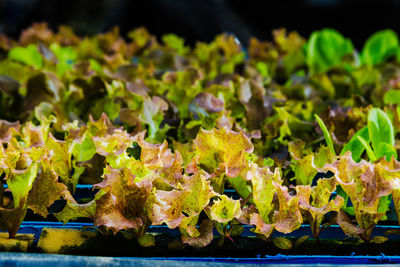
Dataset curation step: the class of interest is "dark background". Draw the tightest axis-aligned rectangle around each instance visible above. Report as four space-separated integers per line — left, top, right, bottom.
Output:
0 0 400 48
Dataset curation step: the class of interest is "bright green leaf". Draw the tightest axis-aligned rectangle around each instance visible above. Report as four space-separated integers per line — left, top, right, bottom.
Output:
341 126 370 162
368 108 395 160
8 44 43 69
315 114 335 155
361 29 399 66
384 90 400 105
306 29 354 73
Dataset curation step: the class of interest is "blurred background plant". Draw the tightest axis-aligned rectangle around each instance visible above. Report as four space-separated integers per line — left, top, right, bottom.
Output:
1 0 400 48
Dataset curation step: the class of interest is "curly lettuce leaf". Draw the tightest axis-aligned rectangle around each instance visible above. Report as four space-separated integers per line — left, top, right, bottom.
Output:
209 195 241 224
193 128 253 177
296 178 344 239
322 152 398 241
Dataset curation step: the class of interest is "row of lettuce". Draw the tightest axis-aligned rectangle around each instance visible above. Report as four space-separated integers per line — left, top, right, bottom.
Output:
1 24 400 247
0 111 399 248
1 24 400 150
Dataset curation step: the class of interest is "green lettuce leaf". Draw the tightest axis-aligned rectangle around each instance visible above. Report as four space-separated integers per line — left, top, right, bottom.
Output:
209 195 241 224
322 152 398 242
368 108 396 160
9 44 43 69
361 29 399 66
306 29 354 73
193 128 254 177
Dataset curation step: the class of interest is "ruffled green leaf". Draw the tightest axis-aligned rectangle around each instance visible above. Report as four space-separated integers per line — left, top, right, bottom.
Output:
251 165 281 223
210 195 241 224
193 128 253 177
322 152 397 241
296 178 344 238
273 183 302 234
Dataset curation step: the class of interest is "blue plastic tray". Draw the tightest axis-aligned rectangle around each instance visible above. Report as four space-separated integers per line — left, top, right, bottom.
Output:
0 253 399 266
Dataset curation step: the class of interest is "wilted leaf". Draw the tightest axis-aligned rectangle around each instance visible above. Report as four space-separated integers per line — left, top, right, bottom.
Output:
370 236 388 244
181 219 214 248
272 237 292 250
336 210 365 239
93 129 134 157
0 207 24 238
374 157 400 224
132 131 173 168
138 233 155 247
148 189 189 228
149 170 215 230
181 171 217 216
46 134 77 191
294 235 310 248
94 191 143 233
249 213 274 238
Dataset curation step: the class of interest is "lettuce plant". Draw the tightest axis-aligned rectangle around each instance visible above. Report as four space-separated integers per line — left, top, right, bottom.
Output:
288 138 335 185
322 152 400 242
341 108 397 217
296 178 344 242
209 195 242 245
0 123 69 238
348 108 397 162
246 165 302 240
